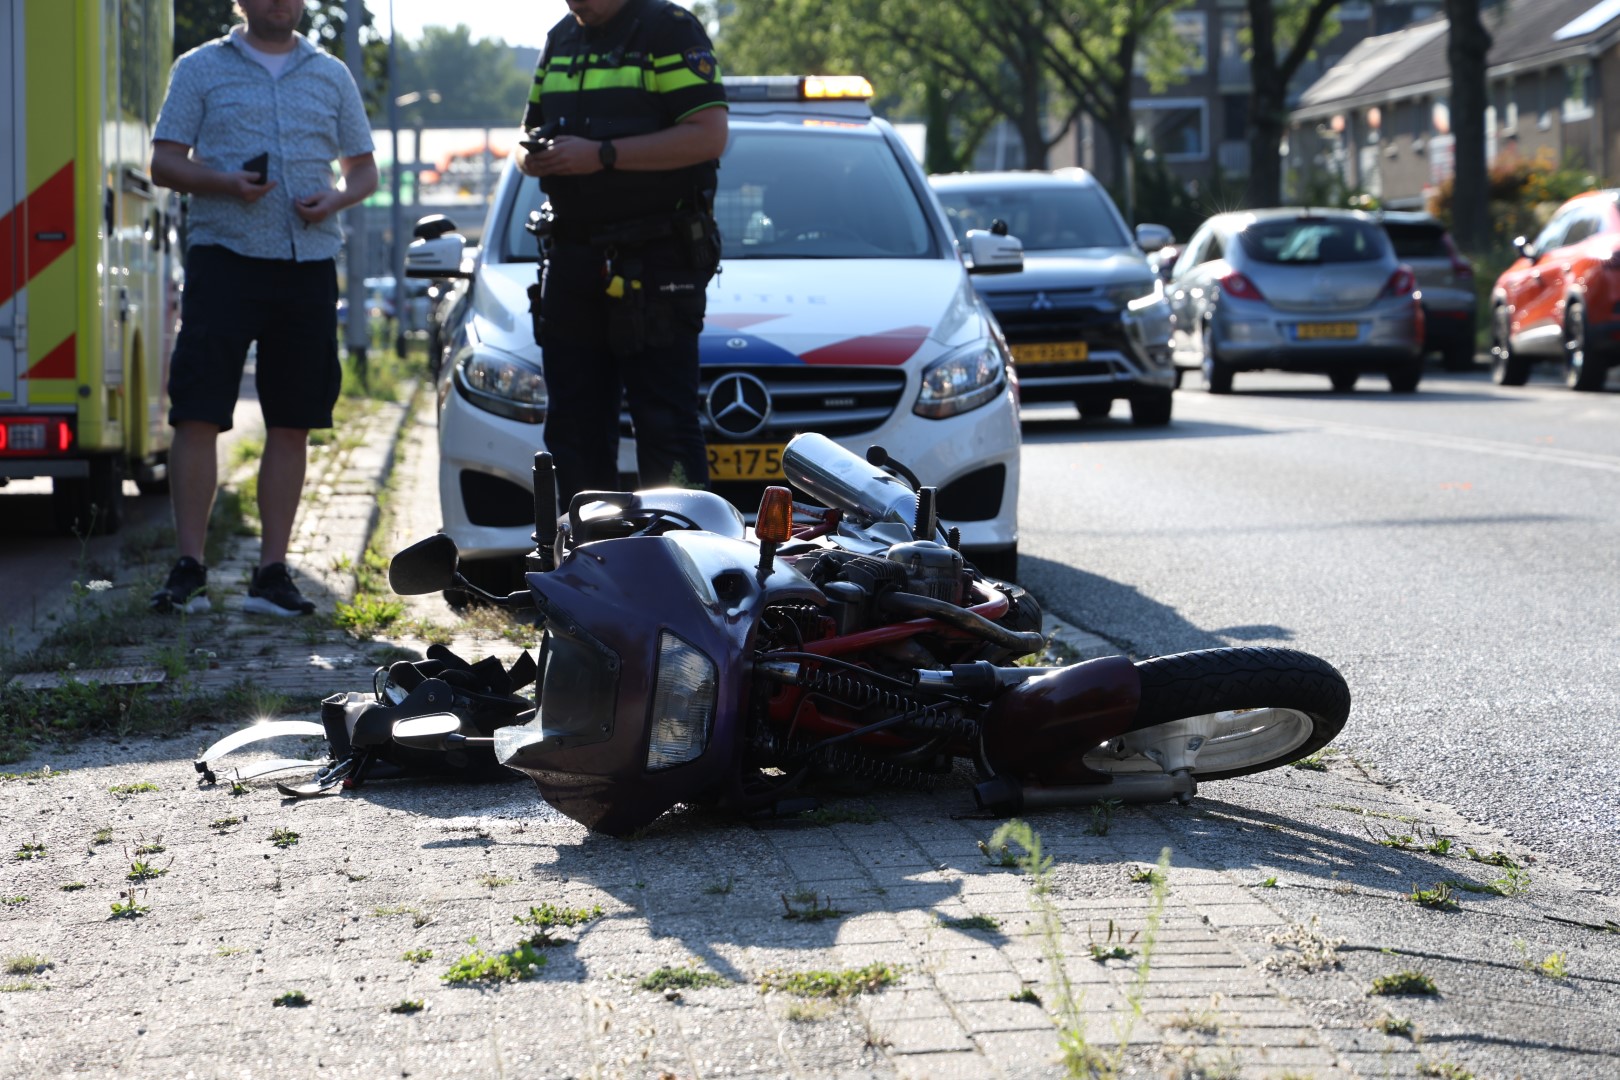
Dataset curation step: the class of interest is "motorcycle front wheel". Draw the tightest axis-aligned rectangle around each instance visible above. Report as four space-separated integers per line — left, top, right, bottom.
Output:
1085 647 1350 782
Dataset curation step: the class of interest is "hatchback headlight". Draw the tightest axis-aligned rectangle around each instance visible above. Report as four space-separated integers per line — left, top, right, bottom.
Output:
454 344 547 423
914 340 1008 419
646 631 717 770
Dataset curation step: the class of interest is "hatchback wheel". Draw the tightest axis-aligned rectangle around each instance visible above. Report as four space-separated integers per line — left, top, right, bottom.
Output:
1491 305 1531 386
1201 325 1233 394
1564 301 1608 392
1387 365 1422 393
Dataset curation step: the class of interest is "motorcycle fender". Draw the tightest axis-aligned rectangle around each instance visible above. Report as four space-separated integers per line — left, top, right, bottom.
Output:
981 655 1141 785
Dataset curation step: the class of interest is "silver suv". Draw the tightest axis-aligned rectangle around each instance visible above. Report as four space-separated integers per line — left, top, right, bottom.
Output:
929 169 1176 424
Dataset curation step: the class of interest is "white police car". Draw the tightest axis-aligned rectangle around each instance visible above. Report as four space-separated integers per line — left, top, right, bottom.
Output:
408 76 1025 587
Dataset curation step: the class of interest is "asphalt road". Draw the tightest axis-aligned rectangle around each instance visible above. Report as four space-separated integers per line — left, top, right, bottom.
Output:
1016 363 1620 896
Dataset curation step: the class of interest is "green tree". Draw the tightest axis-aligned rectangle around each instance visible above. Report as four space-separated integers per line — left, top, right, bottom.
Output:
395 26 535 128
1244 0 1341 208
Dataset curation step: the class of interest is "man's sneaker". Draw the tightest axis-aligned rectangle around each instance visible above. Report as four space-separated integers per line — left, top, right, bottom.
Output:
244 562 317 617
150 557 210 614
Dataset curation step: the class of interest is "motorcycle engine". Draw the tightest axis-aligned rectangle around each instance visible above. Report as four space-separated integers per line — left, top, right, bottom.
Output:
885 540 965 605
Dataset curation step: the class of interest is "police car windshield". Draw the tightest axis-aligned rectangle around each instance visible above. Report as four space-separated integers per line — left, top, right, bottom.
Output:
933 186 1131 251
501 127 938 262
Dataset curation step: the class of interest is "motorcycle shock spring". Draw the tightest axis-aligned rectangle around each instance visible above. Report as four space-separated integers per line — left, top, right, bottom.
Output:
787 738 937 791
799 668 979 740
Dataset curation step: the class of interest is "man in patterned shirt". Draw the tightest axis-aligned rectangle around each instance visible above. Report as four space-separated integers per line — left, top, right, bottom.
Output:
148 0 377 617
518 0 728 509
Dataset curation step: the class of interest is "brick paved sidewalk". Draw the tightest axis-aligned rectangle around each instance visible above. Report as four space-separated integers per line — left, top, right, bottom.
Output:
4 391 1619 1080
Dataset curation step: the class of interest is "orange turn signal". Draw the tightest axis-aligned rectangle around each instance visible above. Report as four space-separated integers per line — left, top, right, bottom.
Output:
755 486 794 544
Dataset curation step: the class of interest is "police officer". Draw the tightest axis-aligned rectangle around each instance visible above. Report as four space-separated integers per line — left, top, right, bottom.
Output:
518 0 728 509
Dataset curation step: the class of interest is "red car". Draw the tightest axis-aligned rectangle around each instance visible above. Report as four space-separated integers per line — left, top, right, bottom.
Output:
1490 189 1620 391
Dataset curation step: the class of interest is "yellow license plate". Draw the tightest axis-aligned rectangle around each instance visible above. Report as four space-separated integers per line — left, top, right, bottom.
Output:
1296 322 1359 340
1012 341 1089 364
707 443 785 481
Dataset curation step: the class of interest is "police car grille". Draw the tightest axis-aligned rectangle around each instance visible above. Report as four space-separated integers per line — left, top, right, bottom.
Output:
619 366 906 440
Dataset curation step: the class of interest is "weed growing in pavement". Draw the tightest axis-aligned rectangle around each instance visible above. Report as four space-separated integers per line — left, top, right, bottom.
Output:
1164 1005 1224 1035
272 990 310 1007
441 940 547 985
937 913 1000 932
639 966 729 993
1088 797 1123 836
1290 749 1332 771
702 875 735 895
1128 866 1164 886
1445 866 1530 898
209 816 241 831
990 817 1170 1080
0 980 42 992
759 963 899 1000
109 887 150 919
1255 876 1279 888
132 838 165 855
390 999 425 1015
1416 1063 1476 1080
1464 847 1519 868
334 594 407 638
1 896 29 907
268 828 300 849
373 904 432 928
14 840 45 861
512 903 604 945
4 956 52 976
1264 917 1344 973
402 948 434 964
781 892 847 922
125 858 168 883
229 781 250 796
0 766 67 781
474 872 513 889
91 827 114 846
783 999 835 1022
1513 940 1570 980
1375 1013 1416 1038
1370 970 1439 996
59 882 86 892
1087 919 1139 964
977 838 1025 868
1409 882 1459 911
1010 986 1042 1005
215 945 248 958
108 780 159 796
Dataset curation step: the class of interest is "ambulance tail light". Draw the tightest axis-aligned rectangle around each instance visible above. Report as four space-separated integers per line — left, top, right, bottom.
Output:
0 416 75 457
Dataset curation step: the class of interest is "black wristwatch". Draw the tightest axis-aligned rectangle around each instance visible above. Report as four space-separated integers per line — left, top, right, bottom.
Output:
598 139 617 171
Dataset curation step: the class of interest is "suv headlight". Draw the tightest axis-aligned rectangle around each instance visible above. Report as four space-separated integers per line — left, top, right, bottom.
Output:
1104 278 1158 309
914 340 1008 419
1124 291 1173 348
453 344 548 423
646 631 717 771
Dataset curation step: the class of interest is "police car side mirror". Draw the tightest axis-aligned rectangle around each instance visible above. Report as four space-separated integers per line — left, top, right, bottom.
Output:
405 233 472 279
965 229 1023 275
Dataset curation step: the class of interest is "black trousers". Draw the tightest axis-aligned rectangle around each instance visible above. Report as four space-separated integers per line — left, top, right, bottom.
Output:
538 238 710 508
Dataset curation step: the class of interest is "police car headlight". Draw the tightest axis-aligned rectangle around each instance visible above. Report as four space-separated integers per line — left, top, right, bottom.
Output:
453 344 548 424
646 631 717 771
913 340 1008 419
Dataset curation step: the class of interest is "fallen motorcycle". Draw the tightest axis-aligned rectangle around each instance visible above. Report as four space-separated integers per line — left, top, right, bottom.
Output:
371 431 1350 836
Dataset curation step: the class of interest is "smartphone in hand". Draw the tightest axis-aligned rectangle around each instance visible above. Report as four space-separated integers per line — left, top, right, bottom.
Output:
242 152 269 185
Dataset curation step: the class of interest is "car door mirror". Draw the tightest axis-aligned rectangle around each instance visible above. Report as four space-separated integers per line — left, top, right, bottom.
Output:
1135 223 1174 253
1513 235 1536 261
965 229 1023 274
406 232 472 279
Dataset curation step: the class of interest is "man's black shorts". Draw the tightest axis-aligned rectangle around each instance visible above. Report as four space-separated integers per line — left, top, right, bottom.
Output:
167 245 342 432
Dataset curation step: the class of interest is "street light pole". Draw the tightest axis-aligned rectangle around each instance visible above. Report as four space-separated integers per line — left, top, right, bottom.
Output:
389 0 406 358
342 0 369 389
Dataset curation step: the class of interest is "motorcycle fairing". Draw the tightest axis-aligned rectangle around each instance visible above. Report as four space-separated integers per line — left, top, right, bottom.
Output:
497 531 823 835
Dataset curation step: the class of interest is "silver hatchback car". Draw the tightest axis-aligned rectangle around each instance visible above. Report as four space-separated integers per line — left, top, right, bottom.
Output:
1168 208 1424 393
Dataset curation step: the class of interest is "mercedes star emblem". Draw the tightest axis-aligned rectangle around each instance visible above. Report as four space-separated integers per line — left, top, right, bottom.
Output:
706 372 772 439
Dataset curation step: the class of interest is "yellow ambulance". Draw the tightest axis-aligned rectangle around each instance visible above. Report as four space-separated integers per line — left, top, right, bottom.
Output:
1 0 179 535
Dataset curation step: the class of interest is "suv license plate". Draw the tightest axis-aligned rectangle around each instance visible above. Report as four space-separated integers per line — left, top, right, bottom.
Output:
1296 322 1359 340
1012 341 1088 364
707 443 785 481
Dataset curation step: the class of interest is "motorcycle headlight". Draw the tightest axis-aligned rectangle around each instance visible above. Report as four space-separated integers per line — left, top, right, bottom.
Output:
1104 277 1158 309
913 340 1008 419
454 344 548 423
646 631 717 771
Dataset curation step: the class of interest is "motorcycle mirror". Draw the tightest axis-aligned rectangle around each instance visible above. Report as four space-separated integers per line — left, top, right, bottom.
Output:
389 533 461 595
392 713 463 749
